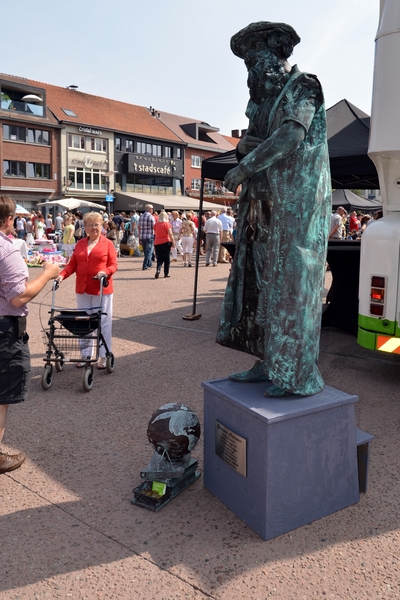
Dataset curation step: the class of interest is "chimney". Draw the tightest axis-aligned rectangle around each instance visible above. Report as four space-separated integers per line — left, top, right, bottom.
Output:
231 129 240 138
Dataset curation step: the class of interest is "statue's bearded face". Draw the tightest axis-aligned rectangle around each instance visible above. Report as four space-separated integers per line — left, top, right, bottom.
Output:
245 47 288 104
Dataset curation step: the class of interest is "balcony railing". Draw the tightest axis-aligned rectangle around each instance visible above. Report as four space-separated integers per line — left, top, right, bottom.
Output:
1 98 44 116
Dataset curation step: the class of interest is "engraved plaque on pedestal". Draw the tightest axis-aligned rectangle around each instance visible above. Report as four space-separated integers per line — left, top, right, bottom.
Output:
215 420 247 477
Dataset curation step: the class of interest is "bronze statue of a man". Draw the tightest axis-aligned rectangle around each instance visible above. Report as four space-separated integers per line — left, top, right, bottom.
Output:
216 22 331 397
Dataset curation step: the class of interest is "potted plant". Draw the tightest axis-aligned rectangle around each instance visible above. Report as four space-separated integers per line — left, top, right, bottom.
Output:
1 92 14 110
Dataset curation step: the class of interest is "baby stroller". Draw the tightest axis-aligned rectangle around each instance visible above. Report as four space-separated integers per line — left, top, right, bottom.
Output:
41 276 115 392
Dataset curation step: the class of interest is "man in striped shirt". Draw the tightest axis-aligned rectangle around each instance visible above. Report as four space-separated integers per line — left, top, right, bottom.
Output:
0 196 60 474
138 204 155 270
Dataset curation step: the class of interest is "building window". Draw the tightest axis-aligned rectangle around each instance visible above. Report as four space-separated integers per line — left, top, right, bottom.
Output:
93 171 100 190
68 135 85 149
126 139 134 152
137 141 149 154
27 163 50 178
68 168 106 191
3 125 50 145
27 129 50 145
3 125 26 142
152 145 162 157
204 181 217 193
115 137 121 151
3 161 50 179
90 137 107 152
134 142 178 158
136 142 164 156
191 155 202 168
3 160 26 177
126 174 173 194
176 148 182 159
191 178 202 190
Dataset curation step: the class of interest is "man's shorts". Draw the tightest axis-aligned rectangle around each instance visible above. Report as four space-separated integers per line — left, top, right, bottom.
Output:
0 318 31 405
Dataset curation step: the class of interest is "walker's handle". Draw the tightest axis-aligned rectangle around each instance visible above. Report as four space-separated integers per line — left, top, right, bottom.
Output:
92 275 109 288
92 275 109 308
50 279 60 311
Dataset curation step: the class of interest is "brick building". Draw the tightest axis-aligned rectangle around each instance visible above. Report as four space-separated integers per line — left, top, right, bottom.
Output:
0 76 62 209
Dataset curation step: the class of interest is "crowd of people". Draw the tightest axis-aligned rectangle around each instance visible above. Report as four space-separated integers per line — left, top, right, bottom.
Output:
329 206 383 240
10 203 385 268
11 206 237 272
134 204 236 276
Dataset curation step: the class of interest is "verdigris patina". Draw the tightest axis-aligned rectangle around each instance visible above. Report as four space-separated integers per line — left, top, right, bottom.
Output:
216 22 331 397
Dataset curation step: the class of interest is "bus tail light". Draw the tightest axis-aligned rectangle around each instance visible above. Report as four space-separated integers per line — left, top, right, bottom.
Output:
370 275 386 317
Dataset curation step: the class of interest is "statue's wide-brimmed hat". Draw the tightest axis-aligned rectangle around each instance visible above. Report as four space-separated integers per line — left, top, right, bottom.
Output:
231 21 301 58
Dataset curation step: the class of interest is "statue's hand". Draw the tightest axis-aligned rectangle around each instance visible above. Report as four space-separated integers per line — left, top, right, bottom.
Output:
237 135 263 156
223 165 247 193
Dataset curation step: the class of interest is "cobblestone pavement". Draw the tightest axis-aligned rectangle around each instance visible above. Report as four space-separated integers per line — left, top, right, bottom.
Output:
1 257 400 599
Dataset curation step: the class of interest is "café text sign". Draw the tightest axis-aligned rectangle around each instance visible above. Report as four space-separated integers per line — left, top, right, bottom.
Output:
79 126 103 135
133 162 171 175
70 156 107 169
127 154 175 176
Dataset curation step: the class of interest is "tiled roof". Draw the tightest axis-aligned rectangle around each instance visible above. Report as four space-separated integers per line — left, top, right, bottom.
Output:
0 73 182 143
157 111 235 153
222 134 240 147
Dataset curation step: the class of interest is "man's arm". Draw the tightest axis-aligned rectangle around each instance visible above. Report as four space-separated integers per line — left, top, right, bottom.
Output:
224 120 306 192
329 219 340 238
10 262 60 308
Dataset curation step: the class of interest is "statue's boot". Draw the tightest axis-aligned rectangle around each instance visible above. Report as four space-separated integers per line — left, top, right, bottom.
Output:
229 359 269 383
264 384 293 398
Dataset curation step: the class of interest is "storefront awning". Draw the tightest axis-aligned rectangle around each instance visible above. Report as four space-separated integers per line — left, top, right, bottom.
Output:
114 192 224 212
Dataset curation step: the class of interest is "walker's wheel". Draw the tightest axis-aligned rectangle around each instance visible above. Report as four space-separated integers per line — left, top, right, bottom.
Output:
106 353 115 373
41 365 53 390
55 353 64 372
82 366 94 392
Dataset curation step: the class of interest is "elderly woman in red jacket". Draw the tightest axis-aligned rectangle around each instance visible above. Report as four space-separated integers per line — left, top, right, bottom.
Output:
57 211 118 369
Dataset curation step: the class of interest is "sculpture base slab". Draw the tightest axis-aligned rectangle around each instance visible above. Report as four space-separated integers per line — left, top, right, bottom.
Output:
131 458 201 512
202 378 361 540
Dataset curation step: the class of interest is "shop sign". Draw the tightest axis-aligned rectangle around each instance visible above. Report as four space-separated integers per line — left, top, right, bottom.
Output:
78 126 103 135
70 156 107 169
127 154 175 176
126 154 182 178
133 162 171 175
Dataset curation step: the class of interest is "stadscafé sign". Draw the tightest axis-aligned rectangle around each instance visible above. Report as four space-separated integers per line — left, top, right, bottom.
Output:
133 162 171 175
127 154 176 176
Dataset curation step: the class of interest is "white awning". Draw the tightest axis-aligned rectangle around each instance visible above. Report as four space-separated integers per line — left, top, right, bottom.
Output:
114 192 224 212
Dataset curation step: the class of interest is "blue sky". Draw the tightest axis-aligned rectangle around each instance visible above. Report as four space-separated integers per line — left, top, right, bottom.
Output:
2 0 379 135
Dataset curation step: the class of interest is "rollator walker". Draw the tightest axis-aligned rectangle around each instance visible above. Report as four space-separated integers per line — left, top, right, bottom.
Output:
41 276 115 392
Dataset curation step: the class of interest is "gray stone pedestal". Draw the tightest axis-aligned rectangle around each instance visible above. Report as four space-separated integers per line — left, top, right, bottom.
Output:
202 378 360 540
